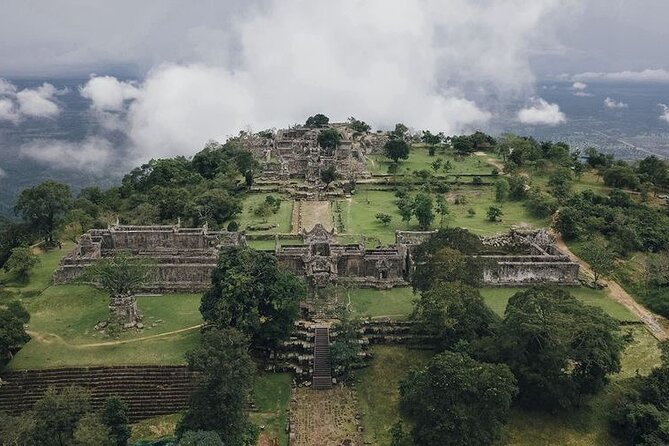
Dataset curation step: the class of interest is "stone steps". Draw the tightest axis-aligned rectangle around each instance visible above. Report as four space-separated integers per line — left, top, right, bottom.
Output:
0 366 198 421
312 327 332 390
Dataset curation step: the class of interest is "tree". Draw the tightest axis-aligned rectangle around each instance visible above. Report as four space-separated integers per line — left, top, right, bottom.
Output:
384 138 410 164
194 189 242 227
347 117 370 133
580 235 615 286
101 396 130 446
400 351 517 446
87 252 154 327
497 286 625 410
0 301 30 367
391 123 409 139
72 413 114 446
603 165 640 190
179 430 225 446
486 206 503 222
3 246 39 281
305 113 329 128
548 167 573 199
431 158 443 172
31 386 91 446
494 179 510 203
507 175 528 200
412 282 499 351
375 213 392 226
421 130 441 147
411 246 484 291
200 247 306 349
435 195 449 228
317 129 341 154
178 328 257 445
396 198 414 224
330 307 365 381
319 165 338 187
413 193 434 230
526 191 559 218
15 180 72 247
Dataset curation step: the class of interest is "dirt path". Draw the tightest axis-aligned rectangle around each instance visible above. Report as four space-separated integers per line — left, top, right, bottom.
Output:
26 324 203 348
474 151 504 172
554 237 669 341
289 386 363 446
291 200 301 234
300 201 334 231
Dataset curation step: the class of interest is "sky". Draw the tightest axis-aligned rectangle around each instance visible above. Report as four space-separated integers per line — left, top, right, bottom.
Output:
0 0 668 172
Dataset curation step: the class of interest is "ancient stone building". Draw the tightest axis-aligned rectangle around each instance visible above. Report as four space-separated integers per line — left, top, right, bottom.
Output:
54 224 579 291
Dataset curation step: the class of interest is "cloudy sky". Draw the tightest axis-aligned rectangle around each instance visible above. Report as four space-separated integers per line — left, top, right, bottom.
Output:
0 0 668 171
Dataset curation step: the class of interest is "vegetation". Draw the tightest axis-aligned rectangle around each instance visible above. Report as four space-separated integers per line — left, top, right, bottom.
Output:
0 300 30 367
399 351 517 446
3 246 40 281
15 180 72 247
305 113 329 128
200 247 306 349
383 138 410 164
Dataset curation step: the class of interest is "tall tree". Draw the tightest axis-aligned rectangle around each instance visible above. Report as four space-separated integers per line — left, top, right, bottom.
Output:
413 193 434 230
580 235 615 286
317 129 342 154
319 165 338 187
384 138 410 164
15 180 71 247
86 252 154 327
200 247 306 349
400 351 517 446
178 328 256 446
3 246 40 281
101 396 130 446
305 114 329 128
31 386 91 446
0 301 30 367
497 286 625 410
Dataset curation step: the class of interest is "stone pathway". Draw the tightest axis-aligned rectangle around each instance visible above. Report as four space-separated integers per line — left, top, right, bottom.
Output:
555 236 669 341
289 386 363 446
300 201 334 232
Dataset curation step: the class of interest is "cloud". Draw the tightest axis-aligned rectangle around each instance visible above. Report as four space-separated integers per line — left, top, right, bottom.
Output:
517 98 566 125
0 98 20 123
19 137 114 171
0 166 6 178
660 104 669 123
604 97 628 109
573 69 669 83
80 76 139 111
573 91 593 97
0 79 62 122
16 83 62 118
572 81 587 90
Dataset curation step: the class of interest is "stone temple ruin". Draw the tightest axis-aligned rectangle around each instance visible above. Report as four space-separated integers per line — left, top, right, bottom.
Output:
54 224 579 291
247 123 381 200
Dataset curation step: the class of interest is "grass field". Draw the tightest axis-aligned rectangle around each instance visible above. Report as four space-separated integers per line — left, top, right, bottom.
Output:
355 346 432 445
346 287 415 319
339 188 549 244
251 372 292 446
367 146 499 176
0 242 75 296
238 193 293 233
480 286 638 321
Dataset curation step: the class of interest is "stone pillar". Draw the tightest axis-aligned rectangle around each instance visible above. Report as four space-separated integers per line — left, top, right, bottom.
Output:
109 294 141 328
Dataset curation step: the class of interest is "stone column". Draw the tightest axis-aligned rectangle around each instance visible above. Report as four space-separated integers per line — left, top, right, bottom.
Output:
109 294 141 328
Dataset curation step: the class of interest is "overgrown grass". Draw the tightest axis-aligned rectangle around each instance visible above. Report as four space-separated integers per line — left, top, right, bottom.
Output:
130 413 182 444
238 193 293 233
0 242 75 295
339 188 548 244
367 146 499 176
355 346 432 445
345 287 415 319
480 286 638 321
251 373 292 446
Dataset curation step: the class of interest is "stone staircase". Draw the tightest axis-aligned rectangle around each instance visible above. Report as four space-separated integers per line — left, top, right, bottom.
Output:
312 327 332 390
0 366 198 421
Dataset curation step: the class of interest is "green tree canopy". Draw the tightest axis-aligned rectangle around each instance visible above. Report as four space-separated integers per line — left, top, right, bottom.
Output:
497 286 625 410
305 113 329 128
400 351 517 446
3 246 40 280
0 301 30 367
178 328 256 446
384 138 410 163
101 396 130 446
200 247 306 348
15 180 72 246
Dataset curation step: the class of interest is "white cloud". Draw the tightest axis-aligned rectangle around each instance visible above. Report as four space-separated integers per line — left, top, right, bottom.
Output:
0 79 17 96
0 98 20 123
19 137 114 171
517 97 566 125
572 81 587 90
573 91 593 97
0 166 6 178
604 97 628 109
80 76 139 112
660 104 669 123
573 68 669 83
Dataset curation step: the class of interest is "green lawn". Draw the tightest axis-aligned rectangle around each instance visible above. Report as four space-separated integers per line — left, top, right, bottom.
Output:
0 242 75 296
355 346 433 445
338 188 549 245
346 287 415 319
480 286 638 322
251 373 292 446
367 146 500 176
237 193 293 233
